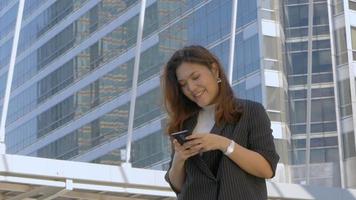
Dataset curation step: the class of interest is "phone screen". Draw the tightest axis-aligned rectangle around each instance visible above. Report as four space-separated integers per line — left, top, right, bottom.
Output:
171 130 191 145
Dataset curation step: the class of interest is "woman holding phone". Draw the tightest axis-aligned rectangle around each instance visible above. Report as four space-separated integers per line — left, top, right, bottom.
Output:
161 45 279 200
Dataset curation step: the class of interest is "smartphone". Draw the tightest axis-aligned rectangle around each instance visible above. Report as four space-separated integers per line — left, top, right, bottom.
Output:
171 130 191 145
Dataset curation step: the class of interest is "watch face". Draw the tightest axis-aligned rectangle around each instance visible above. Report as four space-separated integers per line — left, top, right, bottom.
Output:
224 140 235 155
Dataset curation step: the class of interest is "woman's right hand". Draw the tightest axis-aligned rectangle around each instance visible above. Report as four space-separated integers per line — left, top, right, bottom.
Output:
168 139 200 192
172 139 201 163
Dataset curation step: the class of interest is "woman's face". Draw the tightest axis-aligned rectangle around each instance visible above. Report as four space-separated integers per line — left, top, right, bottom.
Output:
176 62 219 107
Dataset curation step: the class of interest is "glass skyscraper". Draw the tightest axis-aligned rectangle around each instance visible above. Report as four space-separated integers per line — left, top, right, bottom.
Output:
1 0 356 189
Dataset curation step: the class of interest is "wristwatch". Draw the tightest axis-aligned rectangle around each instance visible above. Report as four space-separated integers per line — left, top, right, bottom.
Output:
224 140 235 156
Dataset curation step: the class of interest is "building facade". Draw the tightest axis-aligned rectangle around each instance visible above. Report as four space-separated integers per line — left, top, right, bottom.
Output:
0 0 355 189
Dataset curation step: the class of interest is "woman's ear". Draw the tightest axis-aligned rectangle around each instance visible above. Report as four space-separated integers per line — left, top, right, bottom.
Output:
211 63 219 78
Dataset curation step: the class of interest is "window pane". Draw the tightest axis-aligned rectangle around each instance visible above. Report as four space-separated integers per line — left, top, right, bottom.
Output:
312 50 332 73
350 1 356 11
292 150 306 164
291 100 307 123
326 148 339 162
334 28 348 65
313 3 328 25
311 149 326 163
290 52 308 74
286 5 308 27
351 27 356 60
342 132 356 159
351 27 356 48
311 98 336 122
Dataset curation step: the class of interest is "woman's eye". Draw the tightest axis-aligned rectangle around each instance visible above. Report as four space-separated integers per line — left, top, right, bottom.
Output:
192 75 200 80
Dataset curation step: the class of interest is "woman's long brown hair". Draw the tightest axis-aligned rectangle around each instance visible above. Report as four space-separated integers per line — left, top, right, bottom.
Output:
161 45 243 135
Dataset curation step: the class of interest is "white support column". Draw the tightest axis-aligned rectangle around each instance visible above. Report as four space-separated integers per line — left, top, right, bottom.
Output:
0 0 25 154
228 0 238 84
305 0 314 185
327 0 346 188
125 0 147 164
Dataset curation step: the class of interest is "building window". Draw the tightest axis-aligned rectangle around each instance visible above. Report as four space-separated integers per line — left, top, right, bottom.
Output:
349 0 356 11
351 26 356 60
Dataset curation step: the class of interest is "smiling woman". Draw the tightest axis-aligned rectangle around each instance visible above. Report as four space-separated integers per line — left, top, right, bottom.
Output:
176 62 220 108
161 45 280 200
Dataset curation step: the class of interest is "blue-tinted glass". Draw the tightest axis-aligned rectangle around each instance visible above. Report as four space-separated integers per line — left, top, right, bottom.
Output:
211 40 229 72
287 41 308 51
312 50 332 73
132 130 169 168
157 0 204 28
310 121 337 134
311 87 334 98
246 85 262 103
37 96 75 137
6 118 37 153
237 0 257 28
0 2 18 40
311 137 337 147
8 56 134 146
290 100 306 123
134 88 161 127
290 124 306 134
312 73 333 83
292 149 306 164
23 0 47 19
325 148 339 162
0 39 13 70
9 7 142 117
0 72 7 100
310 149 325 163
138 45 161 82
313 39 331 50
311 98 336 122
313 3 328 25
290 89 307 99
37 102 129 159
289 52 308 74
186 0 231 46
233 82 246 99
286 0 309 4
286 27 308 37
286 5 308 27
313 25 329 36
7 85 37 125
18 0 87 54
292 139 306 148
15 0 138 89
233 34 260 81
0 0 12 10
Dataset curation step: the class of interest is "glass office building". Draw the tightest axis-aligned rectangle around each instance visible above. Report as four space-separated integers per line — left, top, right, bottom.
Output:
1 0 356 189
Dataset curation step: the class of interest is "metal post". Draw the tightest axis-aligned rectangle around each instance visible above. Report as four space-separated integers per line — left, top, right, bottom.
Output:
305 0 314 185
326 0 346 188
0 0 25 154
125 0 146 164
228 0 238 84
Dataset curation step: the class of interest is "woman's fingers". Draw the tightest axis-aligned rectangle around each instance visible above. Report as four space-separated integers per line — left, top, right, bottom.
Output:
183 139 202 148
173 139 200 160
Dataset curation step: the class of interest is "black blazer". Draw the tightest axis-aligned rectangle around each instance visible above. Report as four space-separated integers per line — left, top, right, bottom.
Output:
165 99 280 200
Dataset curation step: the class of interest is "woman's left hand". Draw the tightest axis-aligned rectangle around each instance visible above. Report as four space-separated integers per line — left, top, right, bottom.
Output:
185 133 230 153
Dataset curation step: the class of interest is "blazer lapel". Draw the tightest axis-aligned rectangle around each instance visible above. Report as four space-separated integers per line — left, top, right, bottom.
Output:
210 121 226 136
184 114 226 181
